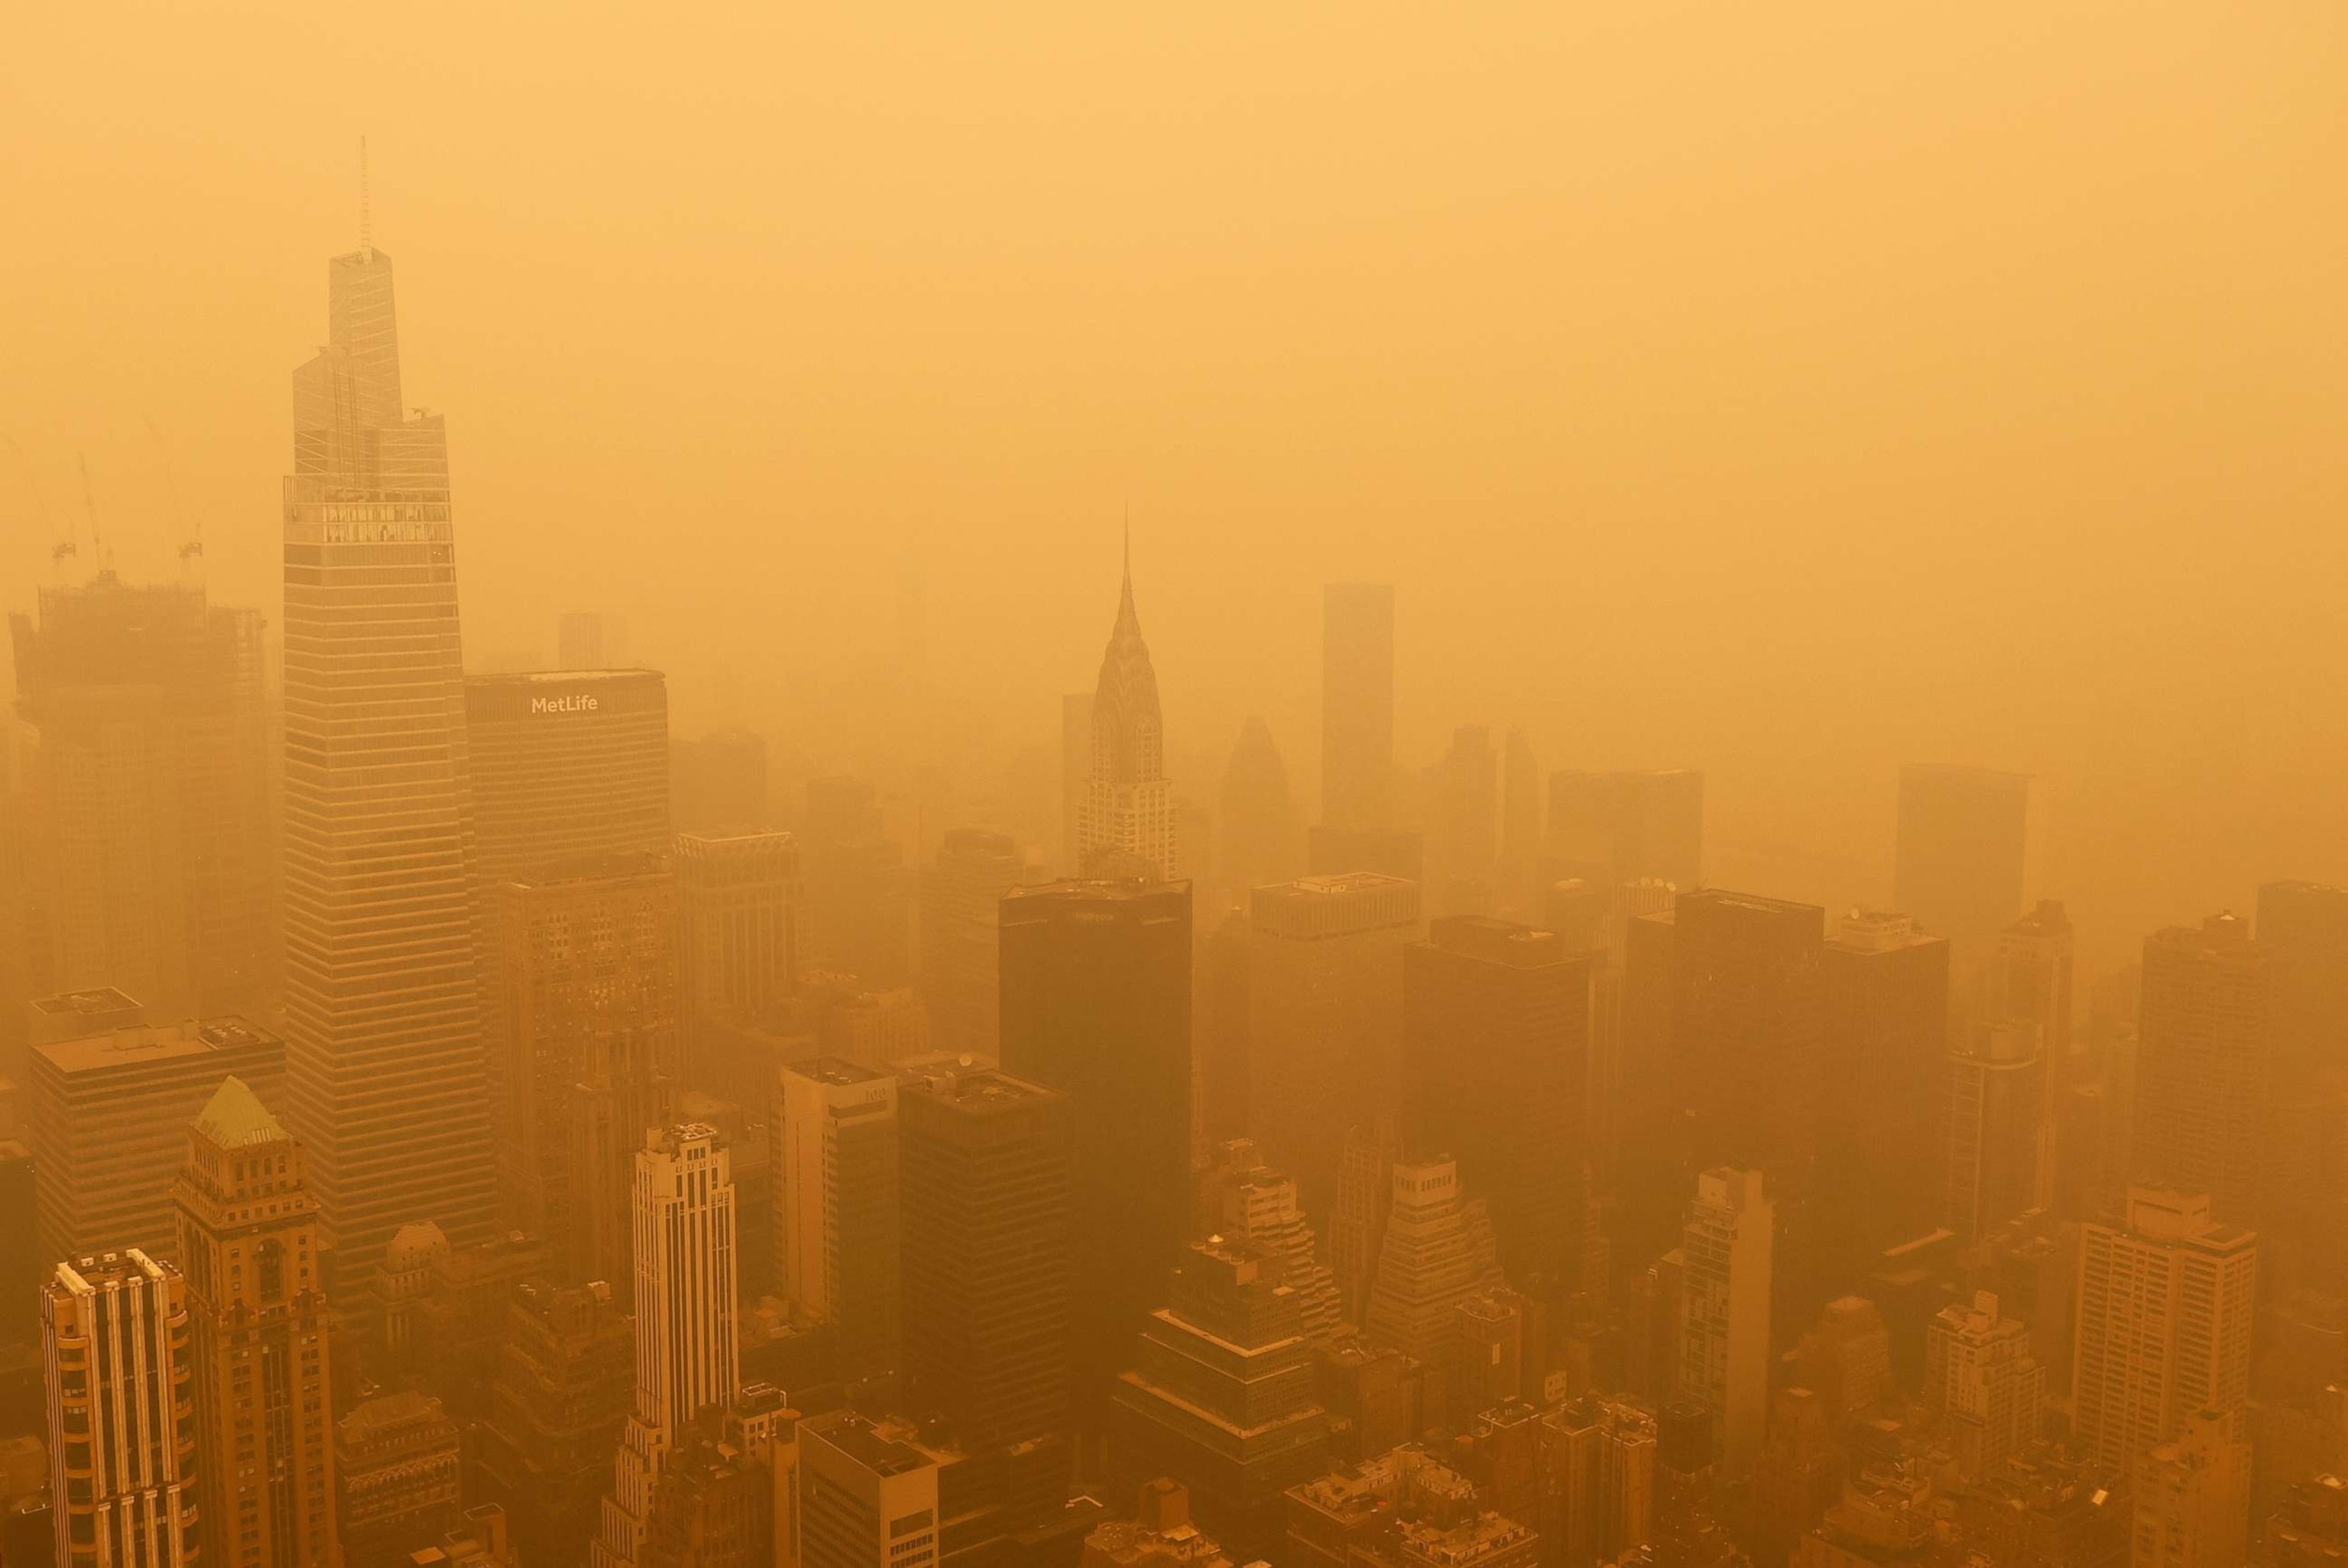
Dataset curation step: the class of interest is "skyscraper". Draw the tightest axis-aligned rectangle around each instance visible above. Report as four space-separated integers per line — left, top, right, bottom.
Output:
796 1412 940 1568
1816 910 1949 1265
8 573 274 1018
1361 1155 1506 1428
2131 1408 2252 1568
1545 769 1704 891
1922 1291 2044 1479
1677 1167 1773 1480
174 1077 338 1568
1077 546 1180 880
801 776 913 985
2072 1187 2256 1472
1941 1021 2045 1240
917 828 1032 1058
1060 692 1094 876
281 232 495 1291
2135 915 2270 1231
1892 763 2035 976
1247 872 1421 1212
777 1058 900 1382
896 1055 1072 1453
1201 1142 1343 1340
1996 899 2077 1206
1321 584 1395 834
1422 727 1498 917
674 828 802 1079
465 671 671 889
43 1250 199 1568
29 1012 286 1268
1403 916 1589 1293
494 853 679 1285
594 1124 741 1568
1218 718 1303 899
473 1281 635 1568
1000 876 1192 1421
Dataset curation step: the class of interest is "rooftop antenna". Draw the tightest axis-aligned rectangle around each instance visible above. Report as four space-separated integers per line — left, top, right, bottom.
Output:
360 134 371 257
1122 504 1131 588
144 415 202 567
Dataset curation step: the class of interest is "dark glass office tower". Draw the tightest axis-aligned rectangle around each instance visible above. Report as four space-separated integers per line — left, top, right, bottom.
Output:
281 235 494 1294
999 876 1192 1427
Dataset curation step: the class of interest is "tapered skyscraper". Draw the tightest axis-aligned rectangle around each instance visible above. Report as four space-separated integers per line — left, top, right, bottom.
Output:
1076 540 1180 879
281 230 495 1294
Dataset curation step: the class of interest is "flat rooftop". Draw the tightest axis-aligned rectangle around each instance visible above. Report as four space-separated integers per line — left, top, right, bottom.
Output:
35 1016 281 1077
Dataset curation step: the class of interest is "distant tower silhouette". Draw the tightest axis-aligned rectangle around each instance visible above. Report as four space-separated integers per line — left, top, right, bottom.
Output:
1076 533 1180 879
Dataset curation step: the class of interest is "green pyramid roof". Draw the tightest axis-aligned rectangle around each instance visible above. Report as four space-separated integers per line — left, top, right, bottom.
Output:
193 1075 288 1149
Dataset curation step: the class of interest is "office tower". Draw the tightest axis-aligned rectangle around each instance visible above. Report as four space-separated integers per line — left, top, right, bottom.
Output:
1076 550 1180 880
1942 1022 2045 1239
495 854 678 1286
282 232 494 1292
675 829 802 1071
1816 911 1949 1267
595 1124 741 1568
1558 877 1675 1199
465 671 671 887
1678 1167 1773 1479
918 829 1031 1058
1423 727 1499 916
1331 1120 1403 1328
1217 718 1302 900
670 728 769 835
28 1012 285 1268
473 1281 635 1568
637 1400 780 1568
1746 1388 1843 1565
1306 824 1425 884
796 1411 940 1568
1321 584 1396 834
1498 731 1541 904
1617 905 1683 1265
802 777 913 985
1668 892 1823 1315
336 1393 461 1568
1404 916 1589 1293
2132 1408 2252 1568
43 1250 199 1568
776 1058 900 1381
1197 910 1252 1148
1362 1155 1506 1428
2257 881 2348 1274
1793 1296 1893 1424
1060 693 1095 876
558 611 629 671
1000 876 1192 1421
2135 915 2269 1229
8 573 274 1018
1999 899 2077 1068
174 1078 337 1568
1534 1395 1655 1568
1247 873 1421 1210
1923 1291 2044 1479
1202 1142 1344 1340
1111 1237 1331 1559
2074 1187 2257 1472
1452 1294 1526 1409
1546 769 1704 890
895 1057 1072 1450
1892 763 2035 976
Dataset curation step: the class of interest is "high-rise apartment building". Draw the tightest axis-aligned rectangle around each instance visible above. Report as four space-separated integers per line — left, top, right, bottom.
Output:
1538 1396 1656 1568
1000 876 1192 1421
917 829 1032 1058
1678 1167 1773 1479
594 1124 741 1568
8 574 274 1018
495 853 678 1287
2135 915 2270 1231
29 1012 286 1268
1817 911 1948 1265
2073 1187 2256 1473
1077 551 1180 880
2132 1408 2252 1568
1403 916 1589 1292
1892 763 2035 975
1924 1291 2043 1480
1546 769 1704 892
174 1077 337 1568
1941 1022 2045 1240
1218 719 1303 899
281 233 495 1290
777 1058 900 1382
1321 584 1395 835
895 1056 1072 1453
43 1250 199 1568
1247 873 1421 1211
796 1411 940 1568
1111 1238 1331 1560
1362 1155 1506 1428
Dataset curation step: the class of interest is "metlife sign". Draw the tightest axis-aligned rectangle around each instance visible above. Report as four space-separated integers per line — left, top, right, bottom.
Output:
464 671 667 727
530 694 601 715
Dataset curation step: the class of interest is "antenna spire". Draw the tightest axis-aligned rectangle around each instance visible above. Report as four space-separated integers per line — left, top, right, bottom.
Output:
360 135 371 255
1122 506 1131 590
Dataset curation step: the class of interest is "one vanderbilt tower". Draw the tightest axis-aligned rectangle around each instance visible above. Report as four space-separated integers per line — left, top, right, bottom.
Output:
281 202 495 1303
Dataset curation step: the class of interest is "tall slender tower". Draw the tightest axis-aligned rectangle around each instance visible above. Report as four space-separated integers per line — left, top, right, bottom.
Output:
42 1250 200 1568
1320 584 1394 834
281 224 494 1295
174 1077 339 1568
1076 540 1180 879
593 1123 740 1568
